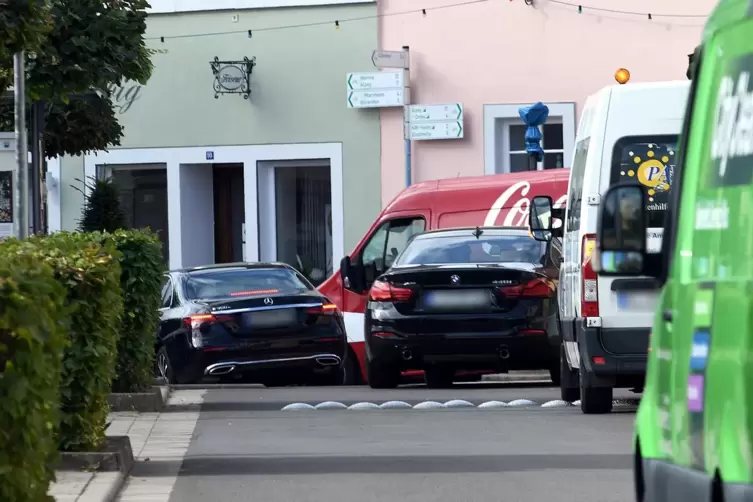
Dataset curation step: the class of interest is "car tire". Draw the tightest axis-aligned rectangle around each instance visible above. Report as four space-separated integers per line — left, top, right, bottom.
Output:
579 362 613 414
342 352 359 385
559 345 580 402
156 346 178 385
366 357 400 389
549 366 560 386
424 366 455 388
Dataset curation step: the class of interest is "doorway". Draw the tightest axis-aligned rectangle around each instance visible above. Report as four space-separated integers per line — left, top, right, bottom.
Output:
257 160 332 286
213 163 245 264
104 165 170 265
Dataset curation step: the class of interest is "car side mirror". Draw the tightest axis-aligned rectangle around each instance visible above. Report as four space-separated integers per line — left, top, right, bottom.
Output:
529 195 553 242
594 183 647 276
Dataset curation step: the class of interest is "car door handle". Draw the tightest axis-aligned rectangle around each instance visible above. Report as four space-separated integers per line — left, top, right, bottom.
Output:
662 310 672 322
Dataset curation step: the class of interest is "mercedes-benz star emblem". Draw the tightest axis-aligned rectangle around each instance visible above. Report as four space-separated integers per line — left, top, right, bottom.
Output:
263 297 274 305
450 275 460 284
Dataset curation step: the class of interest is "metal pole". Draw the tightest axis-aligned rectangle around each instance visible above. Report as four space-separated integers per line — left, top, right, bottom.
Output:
30 100 43 234
402 46 411 187
13 51 29 239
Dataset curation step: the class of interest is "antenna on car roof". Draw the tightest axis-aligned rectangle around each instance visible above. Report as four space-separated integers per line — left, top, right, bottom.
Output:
473 227 484 239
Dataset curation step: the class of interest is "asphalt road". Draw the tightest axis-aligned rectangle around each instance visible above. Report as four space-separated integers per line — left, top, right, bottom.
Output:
158 381 638 502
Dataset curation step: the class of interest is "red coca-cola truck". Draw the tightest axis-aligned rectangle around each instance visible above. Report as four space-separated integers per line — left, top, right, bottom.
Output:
318 169 570 383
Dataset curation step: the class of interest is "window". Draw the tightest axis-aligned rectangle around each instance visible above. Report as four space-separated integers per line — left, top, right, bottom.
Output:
183 267 313 301
358 222 389 271
547 237 563 267
610 135 678 229
507 122 566 172
566 137 590 233
395 230 546 266
358 217 426 274
384 219 426 268
483 103 576 175
161 276 173 308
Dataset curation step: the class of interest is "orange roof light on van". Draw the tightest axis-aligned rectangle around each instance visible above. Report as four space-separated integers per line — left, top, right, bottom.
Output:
615 68 630 84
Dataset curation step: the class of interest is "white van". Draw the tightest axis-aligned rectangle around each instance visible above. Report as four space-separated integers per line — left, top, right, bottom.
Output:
530 80 689 414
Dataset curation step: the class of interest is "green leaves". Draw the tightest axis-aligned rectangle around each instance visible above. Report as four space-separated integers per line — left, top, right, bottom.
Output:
0 0 53 78
109 229 164 393
79 177 127 233
0 0 153 156
0 238 68 502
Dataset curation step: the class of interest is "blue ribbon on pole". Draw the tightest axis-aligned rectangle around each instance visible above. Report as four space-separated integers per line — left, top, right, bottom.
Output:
518 102 550 163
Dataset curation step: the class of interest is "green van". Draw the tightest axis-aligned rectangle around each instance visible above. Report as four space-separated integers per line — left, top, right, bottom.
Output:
592 0 753 500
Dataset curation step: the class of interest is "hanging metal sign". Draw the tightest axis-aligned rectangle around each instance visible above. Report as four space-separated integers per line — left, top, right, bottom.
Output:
210 56 257 99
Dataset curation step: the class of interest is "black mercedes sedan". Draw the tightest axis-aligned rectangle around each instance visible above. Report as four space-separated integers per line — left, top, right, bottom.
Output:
364 227 560 389
156 262 354 386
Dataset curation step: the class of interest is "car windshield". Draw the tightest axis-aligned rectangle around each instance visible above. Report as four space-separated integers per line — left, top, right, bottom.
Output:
182 267 312 301
393 231 546 266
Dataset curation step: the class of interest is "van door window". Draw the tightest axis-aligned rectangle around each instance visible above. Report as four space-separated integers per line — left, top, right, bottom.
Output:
566 138 590 233
384 219 426 268
358 217 426 283
359 223 389 273
610 135 678 252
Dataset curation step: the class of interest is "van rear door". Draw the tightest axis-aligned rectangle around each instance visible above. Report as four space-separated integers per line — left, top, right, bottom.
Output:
597 135 678 336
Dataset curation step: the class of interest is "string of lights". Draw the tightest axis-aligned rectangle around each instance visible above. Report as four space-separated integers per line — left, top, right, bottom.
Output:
146 0 708 43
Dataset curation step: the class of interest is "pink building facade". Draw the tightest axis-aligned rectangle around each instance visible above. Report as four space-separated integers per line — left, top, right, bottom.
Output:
377 0 716 207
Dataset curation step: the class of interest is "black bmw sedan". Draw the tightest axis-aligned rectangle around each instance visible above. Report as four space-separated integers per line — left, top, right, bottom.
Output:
364 227 560 389
157 262 354 386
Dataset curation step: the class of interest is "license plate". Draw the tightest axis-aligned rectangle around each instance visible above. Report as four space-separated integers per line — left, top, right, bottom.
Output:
243 309 297 328
424 290 489 310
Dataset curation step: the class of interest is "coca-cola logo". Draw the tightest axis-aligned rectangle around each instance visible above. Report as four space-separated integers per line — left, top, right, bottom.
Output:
483 181 568 228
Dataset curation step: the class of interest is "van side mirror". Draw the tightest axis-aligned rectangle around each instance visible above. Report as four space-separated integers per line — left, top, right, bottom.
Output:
594 183 647 276
341 255 367 292
529 195 553 242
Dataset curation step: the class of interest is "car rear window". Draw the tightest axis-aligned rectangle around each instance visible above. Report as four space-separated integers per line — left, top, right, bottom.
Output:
610 135 678 228
394 231 546 266
183 267 312 301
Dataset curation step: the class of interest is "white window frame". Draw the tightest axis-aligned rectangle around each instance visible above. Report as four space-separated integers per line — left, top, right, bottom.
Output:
506 118 565 172
483 102 576 175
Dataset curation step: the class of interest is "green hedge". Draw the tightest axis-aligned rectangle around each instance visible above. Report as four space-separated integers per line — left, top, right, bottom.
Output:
26 232 124 452
109 229 164 393
0 240 69 502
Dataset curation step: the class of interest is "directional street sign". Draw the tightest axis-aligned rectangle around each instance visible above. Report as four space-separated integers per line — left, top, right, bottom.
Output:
408 103 463 123
409 122 463 140
347 72 404 91
407 103 464 140
347 89 405 108
371 50 408 69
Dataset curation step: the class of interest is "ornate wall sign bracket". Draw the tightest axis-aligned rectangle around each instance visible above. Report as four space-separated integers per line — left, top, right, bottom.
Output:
210 56 257 99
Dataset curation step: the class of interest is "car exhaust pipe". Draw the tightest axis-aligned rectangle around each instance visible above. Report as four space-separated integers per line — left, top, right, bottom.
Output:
402 349 413 361
316 356 340 366
499 346 510 360
209 365 235 376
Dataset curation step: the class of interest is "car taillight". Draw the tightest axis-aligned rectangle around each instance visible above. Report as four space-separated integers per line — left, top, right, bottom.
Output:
306 303 339 315
184 314 216 348
183 314 216 329
581 234 599 317
368 280 414 302
497 278 553 298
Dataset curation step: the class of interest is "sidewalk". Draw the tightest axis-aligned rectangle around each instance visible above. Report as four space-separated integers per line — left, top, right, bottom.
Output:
49 389 206 502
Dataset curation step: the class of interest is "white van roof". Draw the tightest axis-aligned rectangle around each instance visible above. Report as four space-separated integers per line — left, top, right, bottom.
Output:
578 80 690 140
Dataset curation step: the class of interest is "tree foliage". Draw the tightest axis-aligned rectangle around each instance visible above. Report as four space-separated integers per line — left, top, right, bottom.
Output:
79 177 127 233
0 0 153 157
